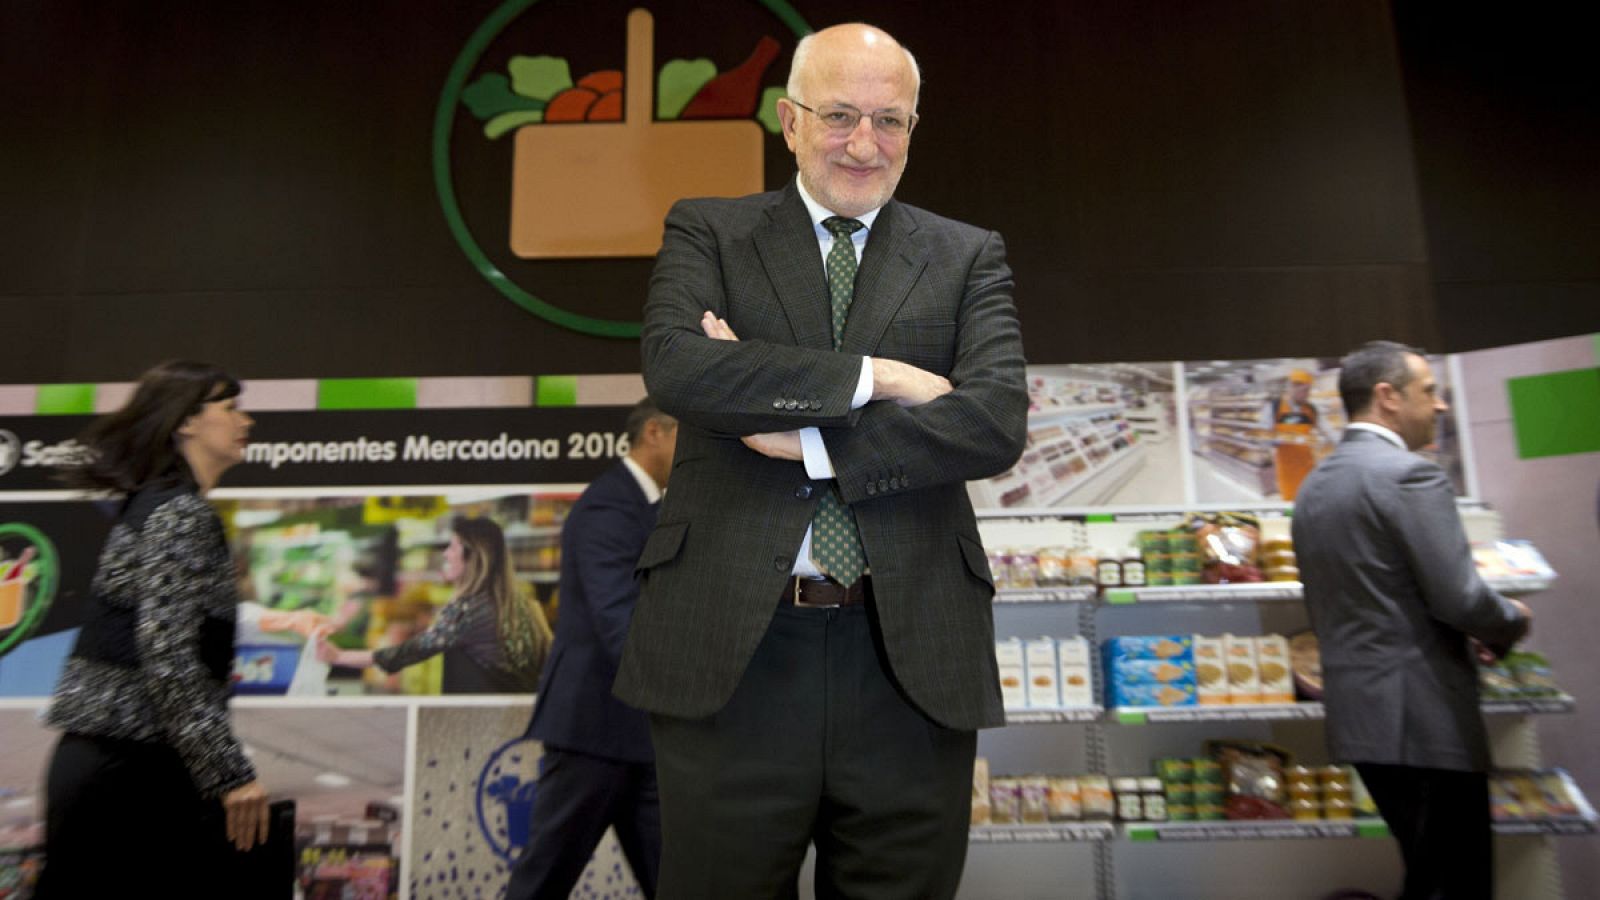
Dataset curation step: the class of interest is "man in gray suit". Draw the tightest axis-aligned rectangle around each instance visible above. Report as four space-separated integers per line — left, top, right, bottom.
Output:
1293 340 1530 900
614 22 1027 900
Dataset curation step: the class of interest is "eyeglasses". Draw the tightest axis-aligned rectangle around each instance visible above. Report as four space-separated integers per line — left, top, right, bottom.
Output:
789 100 917 137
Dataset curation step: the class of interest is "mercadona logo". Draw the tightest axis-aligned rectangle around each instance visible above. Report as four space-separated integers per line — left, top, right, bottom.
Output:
435 0 812 338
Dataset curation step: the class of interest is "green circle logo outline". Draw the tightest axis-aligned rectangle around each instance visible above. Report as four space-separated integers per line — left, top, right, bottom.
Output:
433 0 813 338
0 522 60 658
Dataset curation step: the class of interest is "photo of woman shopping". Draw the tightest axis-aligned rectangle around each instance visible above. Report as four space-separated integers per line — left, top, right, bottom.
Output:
316 516 551 694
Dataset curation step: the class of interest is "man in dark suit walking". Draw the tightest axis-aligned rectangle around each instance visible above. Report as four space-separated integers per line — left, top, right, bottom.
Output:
1293 341 1531 900
614 22 1027 900
507 398 677 900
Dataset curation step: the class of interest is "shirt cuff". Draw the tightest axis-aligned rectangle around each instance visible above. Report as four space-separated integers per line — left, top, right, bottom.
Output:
800 428 834 480
852 356 873 409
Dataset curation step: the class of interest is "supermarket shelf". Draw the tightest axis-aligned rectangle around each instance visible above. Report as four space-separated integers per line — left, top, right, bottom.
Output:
1044 444 1146 507
1198 449 1277 495
994 586 1099 604
1103 582 1303 605
1029 403 1124 423
1113 695 1572 724
1006 706 1105 725
1124 818 1389 842
970 822 1115 843
1482 694 1576 715
1205 433 1269 453
504 525 562 541
1114 702 1322 724
517 570 560 584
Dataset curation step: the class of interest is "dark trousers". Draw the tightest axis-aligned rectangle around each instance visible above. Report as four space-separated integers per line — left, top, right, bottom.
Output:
1355 762 1492 900
36 732 232 899
649 603 977 900
505 746 662 899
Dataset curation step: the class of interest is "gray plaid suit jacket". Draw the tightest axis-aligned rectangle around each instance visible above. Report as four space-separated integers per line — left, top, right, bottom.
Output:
613 181 1028 730
1292 429 1528 771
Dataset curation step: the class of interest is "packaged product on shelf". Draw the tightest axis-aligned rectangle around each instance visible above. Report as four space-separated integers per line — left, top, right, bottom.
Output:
1079 775 1115 820
1108 657 1197 686
972 757 992 826
1139 777 1168 821
1254 634 1294 703
1120 548 1146 586
1048 776 1083 821
990 777 1021 825
1111 681 1198 708
1025 637 1061 708
1191 758 1223 787
996 639 1026 710
1478 661 1522 699
1114 777 1144 821
1350 768 1379 817
1287 630 1323 700
1183 512 1264 584
1155 757 1194 785
1008 549 1039 587
1505 651 1561 697
987 549 1010 588
1104 635 1193 662
1057 637 1094 707
1471 540 1556 581
1096 551 1123 587
1223 633 1262 704
1322 795 1353 820
1036 547 1070 586
1166 782 1197 821
1068 550 1100 586
1020 775 1051 824
1493 770 1582 820
1193 634 1229 705
1207 740 1291 820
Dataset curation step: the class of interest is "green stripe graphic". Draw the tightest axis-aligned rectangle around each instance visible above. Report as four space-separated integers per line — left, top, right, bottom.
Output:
34 384 95 415
317 379 418 410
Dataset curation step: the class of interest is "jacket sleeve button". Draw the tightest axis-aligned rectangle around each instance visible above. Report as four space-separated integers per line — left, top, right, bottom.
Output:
773 556 790 572
795 485 813 499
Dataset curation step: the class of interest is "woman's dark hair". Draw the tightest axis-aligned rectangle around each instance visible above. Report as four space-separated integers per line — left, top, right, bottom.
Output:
61 360 241 494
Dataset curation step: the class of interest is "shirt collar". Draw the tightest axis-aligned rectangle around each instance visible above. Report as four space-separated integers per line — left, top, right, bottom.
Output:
621 456 663 503
795 177 882 237
1346 421 1406 450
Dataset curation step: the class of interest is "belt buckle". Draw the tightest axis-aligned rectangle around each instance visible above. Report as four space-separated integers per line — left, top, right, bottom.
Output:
792 578 839 609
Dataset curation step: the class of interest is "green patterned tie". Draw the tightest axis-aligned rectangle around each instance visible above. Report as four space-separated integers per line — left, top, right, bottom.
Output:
811 216 868 585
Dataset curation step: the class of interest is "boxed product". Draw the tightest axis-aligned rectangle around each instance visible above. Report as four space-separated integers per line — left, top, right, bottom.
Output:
1108 657 1197 686
996 639 1026 710
1254 634 1294 703
1078 775 1115 820
972 757 992 826
1192 635 1229 705
1047 776 1082 821
990 777 1021 824
1025 637 1061 708
1057 637 1094 707
1223 633 1261 704
1104 635 1194 662
1110 681 1198 708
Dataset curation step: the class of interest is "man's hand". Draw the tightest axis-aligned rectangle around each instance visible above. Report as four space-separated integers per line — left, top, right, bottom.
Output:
701 311 737 342
741 431 804 460
871 357 953 407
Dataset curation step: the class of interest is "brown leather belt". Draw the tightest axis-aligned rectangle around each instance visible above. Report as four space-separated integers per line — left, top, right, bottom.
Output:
781 576 870 608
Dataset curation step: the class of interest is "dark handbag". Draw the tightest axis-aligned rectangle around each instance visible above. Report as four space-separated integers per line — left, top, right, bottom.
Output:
207 798 297 899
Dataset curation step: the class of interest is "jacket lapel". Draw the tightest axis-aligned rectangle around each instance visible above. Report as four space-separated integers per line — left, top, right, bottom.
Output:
753 184 834 350
842 200 927 355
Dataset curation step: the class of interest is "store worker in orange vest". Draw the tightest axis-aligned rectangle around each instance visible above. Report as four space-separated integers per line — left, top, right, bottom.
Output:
1271 368 1332 501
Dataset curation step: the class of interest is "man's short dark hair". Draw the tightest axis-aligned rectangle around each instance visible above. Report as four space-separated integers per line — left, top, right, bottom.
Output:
1338 340 1426 416
624 396 674 443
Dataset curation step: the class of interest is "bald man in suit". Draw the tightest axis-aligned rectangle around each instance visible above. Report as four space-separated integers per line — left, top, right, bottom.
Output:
613 23 1027 900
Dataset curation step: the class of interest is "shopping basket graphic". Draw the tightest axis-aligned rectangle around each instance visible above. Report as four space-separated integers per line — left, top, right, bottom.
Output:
509 9 765 258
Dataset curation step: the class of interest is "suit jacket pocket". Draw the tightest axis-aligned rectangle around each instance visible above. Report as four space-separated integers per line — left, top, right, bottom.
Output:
635 521 689 574
956 533 996 592
886 319 957 375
